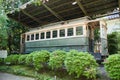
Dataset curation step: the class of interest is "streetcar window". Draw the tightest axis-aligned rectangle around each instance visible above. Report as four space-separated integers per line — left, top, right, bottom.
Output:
60 29 65 37
52 30 57 38
41 32 44 39
36 33 39 40
76 26 83 35
46 31 51 39
31 34 34 40
67 28 73 36
27 35 30 41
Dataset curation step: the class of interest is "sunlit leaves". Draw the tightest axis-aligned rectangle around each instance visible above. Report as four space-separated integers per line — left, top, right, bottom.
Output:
0 12 8 49
104 54 120 80
64 50 98 79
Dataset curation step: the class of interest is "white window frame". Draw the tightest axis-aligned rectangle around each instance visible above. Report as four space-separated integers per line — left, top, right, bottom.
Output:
25 24 85 42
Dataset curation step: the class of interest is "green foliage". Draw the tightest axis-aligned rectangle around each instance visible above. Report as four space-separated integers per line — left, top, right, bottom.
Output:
104 54 120 80
7 19 28 53
0 0 28 52
25 52 35 66
33 50 50 71
64 50 98 79
36 74 54 80
0 66 10 72
48 50 66 70
0 58 3 64
117 32 120 53
107 32 119 54
94 28 100 41
18 54 28 64
4 55 20 64
0 13 8 49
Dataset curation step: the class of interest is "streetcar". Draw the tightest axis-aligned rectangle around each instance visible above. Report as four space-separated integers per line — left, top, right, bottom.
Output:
20 17 108 61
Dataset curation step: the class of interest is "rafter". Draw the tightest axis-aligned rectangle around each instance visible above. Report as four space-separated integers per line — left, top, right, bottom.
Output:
88 2 117 13
76 0 88 16
42 3 64 21
83 0 102 7
21 9 42 25
21 1 73 21
89 7 115 16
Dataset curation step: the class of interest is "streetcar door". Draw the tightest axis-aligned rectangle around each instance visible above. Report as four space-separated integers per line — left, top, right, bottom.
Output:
100 21 108 56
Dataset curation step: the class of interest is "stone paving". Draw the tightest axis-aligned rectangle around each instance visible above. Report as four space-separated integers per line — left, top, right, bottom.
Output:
97 65 110 80
0 72 35 80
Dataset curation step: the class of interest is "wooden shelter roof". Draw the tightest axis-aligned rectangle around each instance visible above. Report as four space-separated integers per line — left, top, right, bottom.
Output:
7 0 120 28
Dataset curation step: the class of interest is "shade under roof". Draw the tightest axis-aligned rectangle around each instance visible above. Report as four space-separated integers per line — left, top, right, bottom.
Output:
7 0 120 28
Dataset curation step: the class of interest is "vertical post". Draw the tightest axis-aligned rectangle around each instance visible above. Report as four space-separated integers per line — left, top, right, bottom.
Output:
73 27 76 36
51 30 53 39
20 34 22 53
57 29 60 38
100 20 108 56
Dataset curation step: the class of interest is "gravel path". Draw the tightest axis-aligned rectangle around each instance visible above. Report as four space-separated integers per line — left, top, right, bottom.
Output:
0 72 35 80
97 65 110 80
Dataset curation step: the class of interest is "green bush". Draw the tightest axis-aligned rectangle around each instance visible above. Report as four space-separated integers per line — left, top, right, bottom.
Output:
104 54 120 80
64 50 98 79
33 50 50 71
25 52 35 66
4 55 20 65
48 50 66 70
18 54 28 64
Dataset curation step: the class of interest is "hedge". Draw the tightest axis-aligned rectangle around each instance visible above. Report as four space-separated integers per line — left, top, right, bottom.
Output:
64 50 98 79
104 54 120 80
48 50 66 70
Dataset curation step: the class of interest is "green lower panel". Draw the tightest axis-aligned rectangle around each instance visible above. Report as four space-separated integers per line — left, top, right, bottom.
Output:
25 37 89 53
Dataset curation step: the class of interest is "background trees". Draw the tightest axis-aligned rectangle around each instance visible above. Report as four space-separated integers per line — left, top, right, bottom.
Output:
107 32 120 54
0 0 28 53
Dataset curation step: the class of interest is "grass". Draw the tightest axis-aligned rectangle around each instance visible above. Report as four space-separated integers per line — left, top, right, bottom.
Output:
0 65 91 80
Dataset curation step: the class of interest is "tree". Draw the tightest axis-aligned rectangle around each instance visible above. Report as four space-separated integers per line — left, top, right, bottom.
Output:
0 0 48 53
0 4 8 49
0 0 28 52
7 20 28 53
107 32 119 54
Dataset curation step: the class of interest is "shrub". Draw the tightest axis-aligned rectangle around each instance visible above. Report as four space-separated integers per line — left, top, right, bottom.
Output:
64 50 98 79
4 55 20 65
33 50 50 71
18 54 28 64
48 50 66 70
104 54 120 80
25 52 35 66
